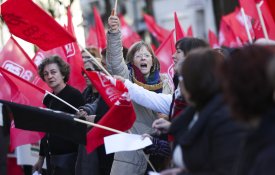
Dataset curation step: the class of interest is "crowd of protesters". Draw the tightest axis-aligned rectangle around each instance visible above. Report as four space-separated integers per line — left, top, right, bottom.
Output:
1 11 275 175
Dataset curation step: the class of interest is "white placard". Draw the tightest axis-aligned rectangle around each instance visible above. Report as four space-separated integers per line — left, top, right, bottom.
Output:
104 133 152 154
16 143 46 168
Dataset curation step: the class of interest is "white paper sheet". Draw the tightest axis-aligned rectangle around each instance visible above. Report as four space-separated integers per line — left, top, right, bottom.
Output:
148 172 160 175
0 103 3 126
104 133 152 154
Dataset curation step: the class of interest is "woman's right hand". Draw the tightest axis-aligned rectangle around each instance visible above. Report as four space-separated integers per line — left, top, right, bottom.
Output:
32 156 44 173
108 15 120 33
152 118 171 134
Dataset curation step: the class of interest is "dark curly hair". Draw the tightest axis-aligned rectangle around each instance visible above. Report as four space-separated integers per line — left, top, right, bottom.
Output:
221 45 274 121
38 55 70 83
179 48 224 110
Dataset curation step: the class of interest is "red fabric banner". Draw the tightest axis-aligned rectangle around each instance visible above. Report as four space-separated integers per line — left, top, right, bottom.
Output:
84 71 136 153
187 26 194 37
119 14 141 48
143 13 170 43
0 37 48 90
174 12 185 41
0 68 45 150
1 0 75 50
208 30 220 48
156 30 175 89
93 7 107 51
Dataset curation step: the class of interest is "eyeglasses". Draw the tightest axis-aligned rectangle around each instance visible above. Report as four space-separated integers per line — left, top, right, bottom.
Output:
134 53 152 59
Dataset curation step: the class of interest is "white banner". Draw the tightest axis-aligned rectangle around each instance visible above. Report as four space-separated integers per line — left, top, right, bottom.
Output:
16 143 46 168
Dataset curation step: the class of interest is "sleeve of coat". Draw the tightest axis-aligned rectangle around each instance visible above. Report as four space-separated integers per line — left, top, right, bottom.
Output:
106 31 130 79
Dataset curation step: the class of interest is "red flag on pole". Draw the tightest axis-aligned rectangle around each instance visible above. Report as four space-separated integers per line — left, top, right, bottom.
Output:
223 8 254 44
1 0 76 51
257 0 275 40
93 7 107 51
156 30 175 89
32 7 86 92
219 17 243 47
208 30 220 48
65 7 86 92
143 13 170 43
0 68 46 150
0 37 49 90
119 14 141 48
187 26 194 37
239 0 275 40
84 71 136 153
174 12 185 41
86 26 98 48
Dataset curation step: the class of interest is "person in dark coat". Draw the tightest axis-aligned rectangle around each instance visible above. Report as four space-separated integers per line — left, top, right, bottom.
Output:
221 45 275 175
153 48 245 175
33 55 85 175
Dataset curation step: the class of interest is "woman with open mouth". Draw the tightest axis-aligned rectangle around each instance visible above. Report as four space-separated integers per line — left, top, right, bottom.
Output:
105 14 173 175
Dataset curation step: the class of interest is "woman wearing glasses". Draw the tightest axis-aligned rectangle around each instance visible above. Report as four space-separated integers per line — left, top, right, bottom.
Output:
106 15 172 174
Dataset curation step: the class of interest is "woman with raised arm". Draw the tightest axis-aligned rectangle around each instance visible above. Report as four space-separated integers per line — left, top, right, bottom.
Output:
106 14 172 174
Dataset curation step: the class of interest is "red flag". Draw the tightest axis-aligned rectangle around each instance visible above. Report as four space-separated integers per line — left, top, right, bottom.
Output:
0 68 45 150
239 0 263 38
65 7 86 92
219 17 243 47
9 121 45 151
239 0 275 40
257 0 275 40
143 13 170 43
119 14 141 48
174 12 185 41
84 71 136 153
208 30 220 48
156 30 175 89
187 26 194 37
0 37 48 90
86 26 98 48
84 71 127 107
93 7 107 51
223 8 254 44
1 0 75 51
266 0 275 21
31 7 86 92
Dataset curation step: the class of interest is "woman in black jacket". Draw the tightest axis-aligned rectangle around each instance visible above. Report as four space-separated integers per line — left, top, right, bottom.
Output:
154 48 245 175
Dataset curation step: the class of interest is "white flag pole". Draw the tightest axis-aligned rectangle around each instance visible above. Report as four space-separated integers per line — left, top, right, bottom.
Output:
256 1 269 40
240 8 253 44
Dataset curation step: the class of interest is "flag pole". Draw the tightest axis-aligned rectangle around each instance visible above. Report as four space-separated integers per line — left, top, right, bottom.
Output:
112 0 118 16
45 91 126 134
45 90 79 112
256 1 269 40
240 8 253 44
78 44 111 76
74 118 124 133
